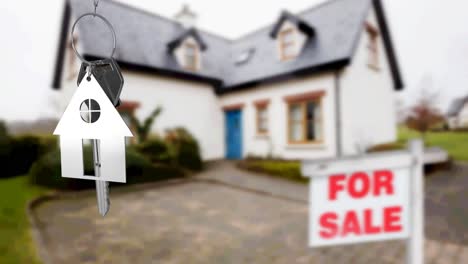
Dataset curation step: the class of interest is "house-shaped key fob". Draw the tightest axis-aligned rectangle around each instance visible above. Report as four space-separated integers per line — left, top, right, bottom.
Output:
54 75 133 183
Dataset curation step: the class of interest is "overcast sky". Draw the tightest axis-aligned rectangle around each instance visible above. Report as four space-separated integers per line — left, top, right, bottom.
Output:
1 0 467 121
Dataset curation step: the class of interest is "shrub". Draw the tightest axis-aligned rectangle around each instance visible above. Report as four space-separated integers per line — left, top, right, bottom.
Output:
136 138 171 164
0 121 8 141
177 140 202 171
0 138 12 178
130 106 163 143
29 148 94 190
0 135 55 178
37 135 58 154
165 127 202 171
29 147 184 190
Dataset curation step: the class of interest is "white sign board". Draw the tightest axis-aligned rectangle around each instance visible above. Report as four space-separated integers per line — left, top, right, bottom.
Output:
302 140 424 264
302 151 414 247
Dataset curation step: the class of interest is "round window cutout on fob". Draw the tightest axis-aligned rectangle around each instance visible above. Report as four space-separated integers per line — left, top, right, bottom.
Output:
80 99 101 123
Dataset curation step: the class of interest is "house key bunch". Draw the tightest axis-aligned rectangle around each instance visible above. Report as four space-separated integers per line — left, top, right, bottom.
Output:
53 0 132 216
77 58 125 216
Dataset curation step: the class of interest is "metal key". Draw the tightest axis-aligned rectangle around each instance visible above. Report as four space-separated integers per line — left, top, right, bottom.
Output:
78 58 125 216
78 58 124 107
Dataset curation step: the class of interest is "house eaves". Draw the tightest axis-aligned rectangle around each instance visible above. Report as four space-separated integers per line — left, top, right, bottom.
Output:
52 0 404 92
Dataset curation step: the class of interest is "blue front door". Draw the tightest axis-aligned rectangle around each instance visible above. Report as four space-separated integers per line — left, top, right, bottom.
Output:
225 110 243 159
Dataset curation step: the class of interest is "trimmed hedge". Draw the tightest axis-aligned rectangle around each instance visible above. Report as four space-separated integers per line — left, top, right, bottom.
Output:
29 147 185 190
136 138 172 164
165 127 202 171
237 159 307 184
367 142 404 153
0 135 57 178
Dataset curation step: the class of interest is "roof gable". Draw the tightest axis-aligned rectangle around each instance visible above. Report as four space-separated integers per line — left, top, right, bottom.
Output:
167 28 208 52
447 97 468 117
372 0 404 91
270 10 315 38
54 0 403 93
54 75 133 138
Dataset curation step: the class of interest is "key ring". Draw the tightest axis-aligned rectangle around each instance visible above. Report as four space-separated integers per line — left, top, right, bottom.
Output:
71 12 116 65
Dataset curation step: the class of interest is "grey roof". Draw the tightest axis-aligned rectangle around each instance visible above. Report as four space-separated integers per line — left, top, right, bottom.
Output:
57 0 403 93
269 10 315 38
447 96 468 117
67 0 229 83
167 28 208 52
223 0 370 89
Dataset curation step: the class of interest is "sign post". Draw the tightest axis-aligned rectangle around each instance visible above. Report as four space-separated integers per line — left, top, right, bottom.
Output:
407 140 424 264
301 139 424 264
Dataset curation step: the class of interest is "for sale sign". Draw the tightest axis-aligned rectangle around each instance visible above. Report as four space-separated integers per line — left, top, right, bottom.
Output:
302 152 413 247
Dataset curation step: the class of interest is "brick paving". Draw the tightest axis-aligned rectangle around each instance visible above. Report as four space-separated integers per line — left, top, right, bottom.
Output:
30 162 468 263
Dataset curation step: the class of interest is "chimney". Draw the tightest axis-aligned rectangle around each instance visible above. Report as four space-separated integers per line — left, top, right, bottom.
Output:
174 4 197 28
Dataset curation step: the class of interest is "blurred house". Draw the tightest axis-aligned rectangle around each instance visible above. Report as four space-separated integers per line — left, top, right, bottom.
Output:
447 96 468 129
52 0 403 160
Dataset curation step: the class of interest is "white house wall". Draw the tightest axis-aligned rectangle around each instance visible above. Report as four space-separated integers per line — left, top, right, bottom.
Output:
456 103 468 127
219 73 337 160
119 72 224 161
56 49 224 160
449 103 468 129
338 6 397 155
55 7 400 162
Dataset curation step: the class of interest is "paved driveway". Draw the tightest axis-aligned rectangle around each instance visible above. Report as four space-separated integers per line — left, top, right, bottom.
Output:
31 162 468 263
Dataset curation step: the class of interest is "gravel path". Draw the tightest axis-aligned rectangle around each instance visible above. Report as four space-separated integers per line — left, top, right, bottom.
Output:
30 162 468 263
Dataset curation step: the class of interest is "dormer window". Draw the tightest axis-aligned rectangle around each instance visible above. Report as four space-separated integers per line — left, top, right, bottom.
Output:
168 28 206 72
279 28 297 61
183 42 199 71
366 22 380 70
270 11 315 62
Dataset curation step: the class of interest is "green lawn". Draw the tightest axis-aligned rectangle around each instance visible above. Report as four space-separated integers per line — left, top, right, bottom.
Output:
238 159 307 183
0 176 47 264
239 127 468 181
398 127 468 161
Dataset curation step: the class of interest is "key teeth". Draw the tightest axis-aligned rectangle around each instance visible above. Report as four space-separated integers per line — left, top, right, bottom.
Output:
96 181 110 217
99 208 109 217
98 200 110 216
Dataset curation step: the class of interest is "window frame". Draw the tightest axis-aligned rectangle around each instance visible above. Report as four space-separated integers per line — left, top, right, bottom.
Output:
183 42 199 71
285 92 325 145
79 99 101 124
255 102 269 135
366 22 380 70
278 28 297 61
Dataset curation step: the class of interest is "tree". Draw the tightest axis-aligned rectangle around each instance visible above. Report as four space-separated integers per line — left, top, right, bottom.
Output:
395 97 408 125
0 121 8 141
130 106 163 143
405 79 444 137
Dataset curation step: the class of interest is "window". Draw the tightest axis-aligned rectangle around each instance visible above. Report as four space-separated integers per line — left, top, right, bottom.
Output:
366 22 379 70
256 105 269 134
80 99 101 123
287 98 323 144
184 43 198 70
279 28 296 60
235 48 255 65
